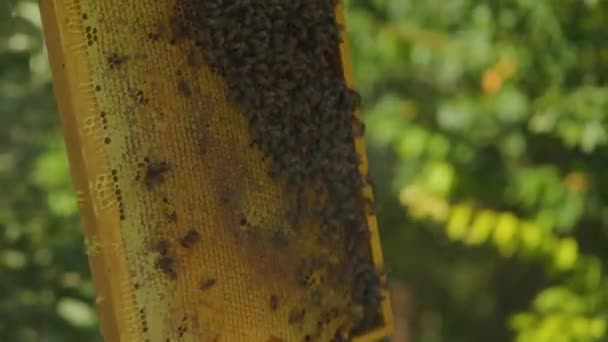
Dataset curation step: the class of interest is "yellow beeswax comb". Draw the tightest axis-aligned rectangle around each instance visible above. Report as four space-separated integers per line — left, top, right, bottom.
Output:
40 0 393 340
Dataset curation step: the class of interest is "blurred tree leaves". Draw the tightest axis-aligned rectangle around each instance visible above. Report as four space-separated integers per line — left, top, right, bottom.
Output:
0 1 100 341
347 0 608 341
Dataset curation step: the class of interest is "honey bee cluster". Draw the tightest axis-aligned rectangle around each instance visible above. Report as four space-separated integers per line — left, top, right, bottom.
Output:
177 0 383 337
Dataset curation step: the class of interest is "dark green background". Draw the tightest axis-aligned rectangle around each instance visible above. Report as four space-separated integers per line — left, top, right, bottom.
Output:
2 0 608 341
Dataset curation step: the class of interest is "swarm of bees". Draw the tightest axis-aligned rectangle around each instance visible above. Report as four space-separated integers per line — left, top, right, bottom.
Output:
173 0 384 337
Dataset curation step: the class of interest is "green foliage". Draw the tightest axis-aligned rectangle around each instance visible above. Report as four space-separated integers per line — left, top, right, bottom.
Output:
3 0 608 341
346 0 608 341
0 1 100 341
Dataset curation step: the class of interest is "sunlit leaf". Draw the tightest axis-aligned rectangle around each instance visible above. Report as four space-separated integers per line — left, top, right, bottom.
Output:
56 298 97 328
554 238 578 271
493 213 518 256
464 209 495 245
447 203 473 240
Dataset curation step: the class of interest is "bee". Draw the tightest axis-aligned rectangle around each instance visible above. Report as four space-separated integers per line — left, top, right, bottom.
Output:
318 307 339 328
154 239 169 255
296 257 327 287
268 161 282 180
352 117 365 138
147 31 161 41
167 211 178 223
309 289 322 305
364 197 376 217
200 278 217 291
177 325 188 338
177 78 192 97
153 239 177 278
186 48 203 68
143 160 170 189
269 294 279 311
156 255 177 279
348 260 384 330
169 15 189 44
106 52 128 68
332 330 347 342
287 308 305 325
287 198 308 230
128 88 147 105
271 230 289 248
179 229 200 248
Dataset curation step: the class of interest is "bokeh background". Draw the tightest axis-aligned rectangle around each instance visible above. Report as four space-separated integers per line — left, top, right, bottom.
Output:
2 0 608 341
